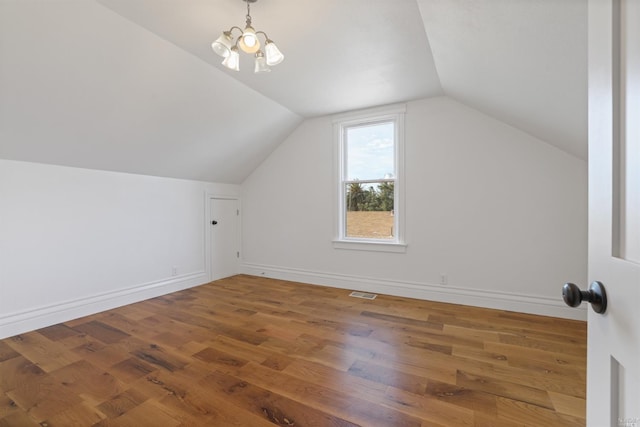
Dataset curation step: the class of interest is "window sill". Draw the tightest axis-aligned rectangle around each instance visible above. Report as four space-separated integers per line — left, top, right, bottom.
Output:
332 240 407 253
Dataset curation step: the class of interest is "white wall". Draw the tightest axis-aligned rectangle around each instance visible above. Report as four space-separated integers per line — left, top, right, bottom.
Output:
0 159 239 338
242 96 588 319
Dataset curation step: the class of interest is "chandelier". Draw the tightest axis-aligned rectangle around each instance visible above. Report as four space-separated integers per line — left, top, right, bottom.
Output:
211 0 284 73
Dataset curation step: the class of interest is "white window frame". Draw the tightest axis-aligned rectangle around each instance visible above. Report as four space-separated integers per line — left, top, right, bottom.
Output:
332 103 407 253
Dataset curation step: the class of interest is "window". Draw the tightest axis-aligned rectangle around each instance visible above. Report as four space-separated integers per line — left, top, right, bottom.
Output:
333 104 406 252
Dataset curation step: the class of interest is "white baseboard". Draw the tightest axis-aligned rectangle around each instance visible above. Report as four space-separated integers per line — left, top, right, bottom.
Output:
0 272 208 340
241 263 587 321
0 264 585 341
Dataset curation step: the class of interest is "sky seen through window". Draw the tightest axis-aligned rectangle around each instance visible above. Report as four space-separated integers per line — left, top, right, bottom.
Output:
346 122 394 181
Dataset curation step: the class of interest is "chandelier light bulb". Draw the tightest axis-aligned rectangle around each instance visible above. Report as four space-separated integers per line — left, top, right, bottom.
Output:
239 26 260 53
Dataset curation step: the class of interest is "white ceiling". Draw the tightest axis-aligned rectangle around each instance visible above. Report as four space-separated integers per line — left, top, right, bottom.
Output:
0 0 587 184
418 0 587 159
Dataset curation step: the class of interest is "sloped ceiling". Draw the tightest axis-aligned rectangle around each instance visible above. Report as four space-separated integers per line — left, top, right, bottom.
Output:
0 0 587 184
417 0 587 159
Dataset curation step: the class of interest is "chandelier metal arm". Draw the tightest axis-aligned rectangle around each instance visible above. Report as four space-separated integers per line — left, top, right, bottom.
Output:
255 31 270 43
225 26 244 36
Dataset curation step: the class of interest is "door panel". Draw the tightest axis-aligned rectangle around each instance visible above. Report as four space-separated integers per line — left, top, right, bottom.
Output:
588 0 640 425
619 0 640 265
210 198 239 281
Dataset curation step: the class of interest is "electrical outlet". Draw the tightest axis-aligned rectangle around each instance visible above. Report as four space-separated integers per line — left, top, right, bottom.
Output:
440 273 447 285
172 266 178 276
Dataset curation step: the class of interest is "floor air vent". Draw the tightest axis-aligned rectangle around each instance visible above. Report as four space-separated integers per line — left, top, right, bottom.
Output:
349 291 377 300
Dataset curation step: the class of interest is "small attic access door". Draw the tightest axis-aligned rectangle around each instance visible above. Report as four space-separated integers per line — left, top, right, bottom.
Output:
209 197 240 281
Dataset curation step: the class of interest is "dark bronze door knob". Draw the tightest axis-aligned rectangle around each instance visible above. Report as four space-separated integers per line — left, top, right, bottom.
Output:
562 281 607 314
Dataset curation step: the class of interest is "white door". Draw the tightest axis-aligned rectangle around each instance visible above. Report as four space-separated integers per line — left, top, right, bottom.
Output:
587 0 640 425
210 198 239 281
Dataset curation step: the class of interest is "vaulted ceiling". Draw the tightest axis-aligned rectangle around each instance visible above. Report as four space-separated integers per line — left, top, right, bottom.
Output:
0 0 587 183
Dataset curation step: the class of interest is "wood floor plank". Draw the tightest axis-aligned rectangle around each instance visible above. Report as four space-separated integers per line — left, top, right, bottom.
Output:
41 402 106 427
234 361 424 427
0 341 19 363
495 396 585 426
348 359 427 395
452 355 586 399
547 391 587 419
73 321 131 345
484 340 586 370
0 393 22 420
93 398 182 427
282 358 388 401
37 324 83 342
96 388 148 419
5 332 82 372
424 379 498 416
383 386 475 427
456 369 554 409
6 373 83 422
0 275 586 426
200 369 361 426
0 356 45 392
0 410 41 427
49 359 123 404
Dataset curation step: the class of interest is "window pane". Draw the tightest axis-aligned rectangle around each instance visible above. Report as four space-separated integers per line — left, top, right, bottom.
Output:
346 122 395 181
345 182 394 239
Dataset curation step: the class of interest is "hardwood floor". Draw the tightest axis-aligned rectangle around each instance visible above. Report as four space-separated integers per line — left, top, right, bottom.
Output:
0 275 586 426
